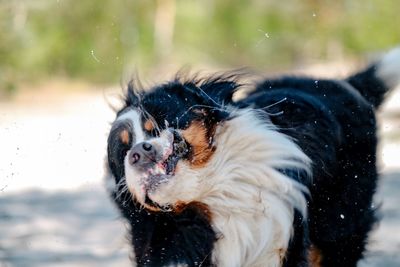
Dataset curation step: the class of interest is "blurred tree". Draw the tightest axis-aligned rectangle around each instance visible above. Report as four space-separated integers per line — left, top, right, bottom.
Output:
154 0 176 57
0 0 399 94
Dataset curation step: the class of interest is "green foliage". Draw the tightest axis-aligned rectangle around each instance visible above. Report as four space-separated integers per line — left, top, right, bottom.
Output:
0 0 399 92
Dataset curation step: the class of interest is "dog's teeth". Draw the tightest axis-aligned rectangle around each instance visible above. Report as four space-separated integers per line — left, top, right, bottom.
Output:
155 164 166 174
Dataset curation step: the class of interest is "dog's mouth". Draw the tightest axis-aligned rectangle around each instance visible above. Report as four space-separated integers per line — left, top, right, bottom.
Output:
142 153 180 191
139 130 190 211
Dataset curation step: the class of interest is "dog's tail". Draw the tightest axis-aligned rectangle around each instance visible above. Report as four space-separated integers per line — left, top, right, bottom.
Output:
347 47 400 108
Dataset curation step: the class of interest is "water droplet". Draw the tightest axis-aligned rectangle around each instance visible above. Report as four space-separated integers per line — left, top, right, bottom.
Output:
90 50 100 63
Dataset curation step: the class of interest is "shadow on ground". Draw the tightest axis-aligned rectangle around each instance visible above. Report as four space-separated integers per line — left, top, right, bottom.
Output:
0 186 130 267
0 174 399 267
359 171 400 267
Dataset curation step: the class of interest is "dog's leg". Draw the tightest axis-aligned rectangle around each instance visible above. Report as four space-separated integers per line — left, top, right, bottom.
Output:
309 161 378 267
282 210 310 267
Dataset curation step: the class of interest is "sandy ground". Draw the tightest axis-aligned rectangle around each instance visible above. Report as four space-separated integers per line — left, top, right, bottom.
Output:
0 80 399 266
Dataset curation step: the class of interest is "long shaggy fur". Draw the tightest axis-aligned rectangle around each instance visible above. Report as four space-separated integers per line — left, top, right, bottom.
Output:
105 47 400 267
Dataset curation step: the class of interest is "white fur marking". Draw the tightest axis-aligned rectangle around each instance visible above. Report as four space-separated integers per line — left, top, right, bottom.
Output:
206 109 310 267
148 109 311 267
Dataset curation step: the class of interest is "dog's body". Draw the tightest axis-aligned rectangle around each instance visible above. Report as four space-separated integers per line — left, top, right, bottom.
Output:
106 48 400 267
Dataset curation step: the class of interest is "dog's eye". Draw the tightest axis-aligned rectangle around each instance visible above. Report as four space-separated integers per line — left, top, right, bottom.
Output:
174 141 189 157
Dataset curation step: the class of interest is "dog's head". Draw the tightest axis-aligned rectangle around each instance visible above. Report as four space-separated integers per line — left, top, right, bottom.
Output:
107 74 240 212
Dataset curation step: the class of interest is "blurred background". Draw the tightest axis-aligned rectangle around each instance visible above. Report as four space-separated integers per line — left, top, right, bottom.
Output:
0 0 399 266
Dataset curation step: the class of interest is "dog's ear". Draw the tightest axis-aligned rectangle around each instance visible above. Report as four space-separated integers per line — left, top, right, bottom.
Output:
199 78 240 105
125 80 141 107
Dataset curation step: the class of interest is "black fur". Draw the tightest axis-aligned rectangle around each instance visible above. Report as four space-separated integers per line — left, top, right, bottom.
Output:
237 65 387 266
347 64 390 107
106 63 392 266
109 128 217 267
282 209 310 267
112 192 216 267
107 74 240 267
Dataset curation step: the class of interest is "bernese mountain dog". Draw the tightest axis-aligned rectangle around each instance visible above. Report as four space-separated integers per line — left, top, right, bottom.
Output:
105 47 400 267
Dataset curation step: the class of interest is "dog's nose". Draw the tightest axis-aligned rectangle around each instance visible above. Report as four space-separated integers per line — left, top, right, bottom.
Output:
129 142 156 167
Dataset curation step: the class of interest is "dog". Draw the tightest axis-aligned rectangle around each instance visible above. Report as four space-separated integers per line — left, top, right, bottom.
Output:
105 47 400 267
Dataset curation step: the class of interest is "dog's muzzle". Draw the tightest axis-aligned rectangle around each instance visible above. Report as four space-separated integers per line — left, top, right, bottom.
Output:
128 129 190 197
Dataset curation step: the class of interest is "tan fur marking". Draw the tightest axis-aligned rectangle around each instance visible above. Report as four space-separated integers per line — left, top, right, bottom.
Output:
277 248 287 264
120 129 130 144
143 204 162 212
137 196 163 213
181 121 215 168
308 245 323 267
174 201 212 221
144 120 155 132
140 200 213 216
